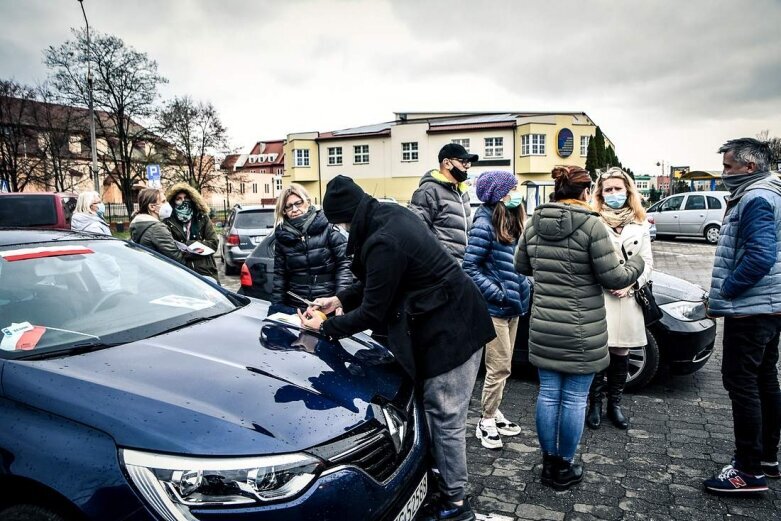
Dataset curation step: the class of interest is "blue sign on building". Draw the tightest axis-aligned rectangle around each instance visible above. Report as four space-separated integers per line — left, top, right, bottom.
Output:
557 128 574 158
146 164 161 188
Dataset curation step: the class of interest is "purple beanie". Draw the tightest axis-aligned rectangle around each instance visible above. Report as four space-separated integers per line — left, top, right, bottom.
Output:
475 171 517 204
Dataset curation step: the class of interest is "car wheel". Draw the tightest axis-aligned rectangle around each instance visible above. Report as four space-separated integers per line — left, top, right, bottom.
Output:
625 329 660 391
704 224 720 244
224 261 239 276
0 505 67 521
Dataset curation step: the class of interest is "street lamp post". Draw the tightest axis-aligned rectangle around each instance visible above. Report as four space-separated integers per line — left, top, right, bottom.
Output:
657 160 670 196
77 0 99 192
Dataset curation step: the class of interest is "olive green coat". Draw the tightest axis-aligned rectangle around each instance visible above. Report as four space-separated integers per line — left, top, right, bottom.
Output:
514 203 645 375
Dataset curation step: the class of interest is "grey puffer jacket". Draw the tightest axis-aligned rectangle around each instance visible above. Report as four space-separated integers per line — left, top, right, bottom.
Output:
130 214 185 265
71 212 111 235
408 170 471 261
514 202 645 375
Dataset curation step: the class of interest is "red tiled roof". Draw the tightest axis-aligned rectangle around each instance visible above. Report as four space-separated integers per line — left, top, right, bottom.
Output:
220 154 240 170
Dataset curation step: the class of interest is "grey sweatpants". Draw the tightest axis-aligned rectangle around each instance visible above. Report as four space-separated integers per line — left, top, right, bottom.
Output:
422 348 483 502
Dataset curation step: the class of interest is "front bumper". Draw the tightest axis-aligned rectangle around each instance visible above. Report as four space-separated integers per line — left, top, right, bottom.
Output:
651 313 716 375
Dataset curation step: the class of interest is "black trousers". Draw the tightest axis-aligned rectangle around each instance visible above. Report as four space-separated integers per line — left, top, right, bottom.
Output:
722 314 781 475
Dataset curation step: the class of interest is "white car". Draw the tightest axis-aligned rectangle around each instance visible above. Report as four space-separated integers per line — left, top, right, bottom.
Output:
647 191 729 244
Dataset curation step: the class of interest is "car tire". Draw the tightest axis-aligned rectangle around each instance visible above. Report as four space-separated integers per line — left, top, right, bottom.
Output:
704 224 720 245
625 329 660 391
224 261 239 276
0 505 67 521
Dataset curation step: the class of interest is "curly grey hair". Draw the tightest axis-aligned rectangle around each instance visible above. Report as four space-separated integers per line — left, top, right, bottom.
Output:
718 138 772 172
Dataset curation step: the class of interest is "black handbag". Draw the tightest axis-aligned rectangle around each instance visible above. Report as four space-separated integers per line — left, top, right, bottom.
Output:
634 281 663 325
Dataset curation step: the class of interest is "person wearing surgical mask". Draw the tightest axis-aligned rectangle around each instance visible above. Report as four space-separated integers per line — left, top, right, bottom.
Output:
586 167 653 432
462 171 531 451
130 188 185 265
71 191 111 235
162 183 220 282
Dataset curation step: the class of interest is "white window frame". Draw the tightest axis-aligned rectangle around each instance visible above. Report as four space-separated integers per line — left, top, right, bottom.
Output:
294 148 310 167
327 146 343 166
354 144 369 165
401 142 418 162
451 138 470 151
275 176 282 192
484 137 503 158
521 134 546 156
580 135 590 157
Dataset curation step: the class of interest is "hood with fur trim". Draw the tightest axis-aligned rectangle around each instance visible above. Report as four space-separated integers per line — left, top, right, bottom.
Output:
165 182 209 214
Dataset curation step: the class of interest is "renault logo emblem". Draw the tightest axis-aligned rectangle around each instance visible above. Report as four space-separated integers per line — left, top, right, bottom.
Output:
382 405 406 454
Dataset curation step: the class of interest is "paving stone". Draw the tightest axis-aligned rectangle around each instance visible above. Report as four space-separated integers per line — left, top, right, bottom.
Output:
515 503 565 521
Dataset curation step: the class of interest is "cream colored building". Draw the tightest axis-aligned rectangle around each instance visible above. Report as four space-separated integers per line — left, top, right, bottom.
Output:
283 112 613 210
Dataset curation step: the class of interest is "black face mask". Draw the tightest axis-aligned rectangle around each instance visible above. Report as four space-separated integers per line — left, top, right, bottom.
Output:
449 162 469 183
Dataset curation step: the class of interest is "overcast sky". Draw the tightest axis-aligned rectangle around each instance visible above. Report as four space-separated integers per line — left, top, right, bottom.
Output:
1 0 779 175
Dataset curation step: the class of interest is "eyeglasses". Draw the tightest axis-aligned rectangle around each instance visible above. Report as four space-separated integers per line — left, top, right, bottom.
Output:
284 200 306 212
450 158 471 166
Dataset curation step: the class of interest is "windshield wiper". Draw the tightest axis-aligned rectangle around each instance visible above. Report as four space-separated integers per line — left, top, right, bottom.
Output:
20 340 125 360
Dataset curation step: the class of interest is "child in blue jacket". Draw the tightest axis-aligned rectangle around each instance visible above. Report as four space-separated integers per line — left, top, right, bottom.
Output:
463 170 531 450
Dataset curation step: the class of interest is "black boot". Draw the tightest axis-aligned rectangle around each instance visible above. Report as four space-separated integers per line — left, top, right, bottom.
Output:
585 371 605 429
606 353 629 430
551 459 584 490
541 453 562 488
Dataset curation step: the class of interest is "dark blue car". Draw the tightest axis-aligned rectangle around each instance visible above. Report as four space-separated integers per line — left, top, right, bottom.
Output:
0 230 429 521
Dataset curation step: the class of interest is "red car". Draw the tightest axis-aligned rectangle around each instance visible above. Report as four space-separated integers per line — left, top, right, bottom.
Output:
0 192 78 230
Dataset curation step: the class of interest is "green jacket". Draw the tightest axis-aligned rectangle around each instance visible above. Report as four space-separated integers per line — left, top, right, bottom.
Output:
514 202 644 374
130 214 185 265
163 183 220 281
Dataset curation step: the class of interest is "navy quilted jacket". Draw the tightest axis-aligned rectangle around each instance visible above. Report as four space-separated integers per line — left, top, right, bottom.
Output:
463 205 531 318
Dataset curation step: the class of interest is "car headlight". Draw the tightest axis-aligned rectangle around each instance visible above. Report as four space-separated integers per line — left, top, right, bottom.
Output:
659 301 707 321
122 449 322 521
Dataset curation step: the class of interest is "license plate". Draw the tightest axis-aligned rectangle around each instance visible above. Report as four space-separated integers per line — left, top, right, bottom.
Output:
249 236 262 245
394 473 427 521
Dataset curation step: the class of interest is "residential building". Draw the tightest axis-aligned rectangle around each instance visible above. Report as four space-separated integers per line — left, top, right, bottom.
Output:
634 174 651 200
218 140 284 207
282 112 613 212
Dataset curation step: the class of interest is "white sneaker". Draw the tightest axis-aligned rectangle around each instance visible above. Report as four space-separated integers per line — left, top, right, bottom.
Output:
494 409 522 436
476 417 503 449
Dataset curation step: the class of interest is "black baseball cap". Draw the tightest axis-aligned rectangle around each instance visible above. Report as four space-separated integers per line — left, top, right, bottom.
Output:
438 143 479 164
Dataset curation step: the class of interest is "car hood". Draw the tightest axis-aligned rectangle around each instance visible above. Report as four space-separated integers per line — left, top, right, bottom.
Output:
650 270 708 304
1 301 404 456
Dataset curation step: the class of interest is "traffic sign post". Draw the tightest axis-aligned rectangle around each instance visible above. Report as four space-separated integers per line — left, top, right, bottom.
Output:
146 164 161 189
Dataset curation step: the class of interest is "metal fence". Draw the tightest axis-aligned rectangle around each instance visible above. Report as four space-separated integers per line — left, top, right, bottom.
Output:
104 201 234 226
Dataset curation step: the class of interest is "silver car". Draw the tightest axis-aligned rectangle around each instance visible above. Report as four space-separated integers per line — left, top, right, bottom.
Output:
647 191 729 244
220 205 275 275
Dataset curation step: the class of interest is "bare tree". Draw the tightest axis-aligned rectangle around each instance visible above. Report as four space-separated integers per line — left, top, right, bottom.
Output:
33 83 87 192
44 28 168 214
157 96 229 193
757 130 781 168
0 80 43 192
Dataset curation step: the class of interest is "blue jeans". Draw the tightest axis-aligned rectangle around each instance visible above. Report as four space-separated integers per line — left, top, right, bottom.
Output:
536 369 594 461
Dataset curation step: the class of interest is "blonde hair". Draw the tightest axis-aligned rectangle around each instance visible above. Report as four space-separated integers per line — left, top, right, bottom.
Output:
75 191 100 214
592 167 646 222
274 183 312 225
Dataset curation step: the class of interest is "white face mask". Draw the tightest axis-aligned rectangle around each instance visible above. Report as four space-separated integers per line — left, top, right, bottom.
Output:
158 201 173 220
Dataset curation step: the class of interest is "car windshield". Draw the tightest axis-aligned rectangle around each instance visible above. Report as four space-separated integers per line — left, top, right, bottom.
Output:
235 210 275 229
0 239 240 359
0 196 58 227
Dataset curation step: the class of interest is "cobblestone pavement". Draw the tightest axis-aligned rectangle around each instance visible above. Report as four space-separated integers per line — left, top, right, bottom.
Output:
466 239 781 520
221 240 781 519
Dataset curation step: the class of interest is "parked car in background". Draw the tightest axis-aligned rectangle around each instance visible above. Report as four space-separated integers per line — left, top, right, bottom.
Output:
512 270 715 390
647 214 657 241
0 192 77 230
241 235 715 391
220 204 275 275
0 229 429 521
646 191 729 244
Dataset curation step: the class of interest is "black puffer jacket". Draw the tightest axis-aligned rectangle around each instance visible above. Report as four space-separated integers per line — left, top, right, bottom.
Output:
272 208 352 307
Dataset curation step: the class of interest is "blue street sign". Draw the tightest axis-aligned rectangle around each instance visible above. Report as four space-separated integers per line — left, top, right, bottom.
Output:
146 164 161 181
0 179 9 192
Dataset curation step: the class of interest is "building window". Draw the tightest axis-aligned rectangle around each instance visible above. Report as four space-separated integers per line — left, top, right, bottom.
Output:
580 136 590 157
228 182 232 194
294 148 309 167
452 138 470 151
252 183 258 194
521 134 546 156
275 177 282 192
328 147 343 166
265 184 270 194
484 137 503 158
401 142 418 162
240 183 245 194
354 144 369 164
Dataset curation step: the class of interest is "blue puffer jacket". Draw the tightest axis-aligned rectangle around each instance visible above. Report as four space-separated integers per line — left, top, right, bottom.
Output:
463 205 531 318
709 178 781 317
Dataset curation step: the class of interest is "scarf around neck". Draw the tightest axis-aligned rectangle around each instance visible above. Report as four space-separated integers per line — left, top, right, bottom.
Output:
599 206 637 229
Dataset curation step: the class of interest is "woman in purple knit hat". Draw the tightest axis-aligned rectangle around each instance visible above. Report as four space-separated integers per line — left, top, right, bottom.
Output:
463 171 531 450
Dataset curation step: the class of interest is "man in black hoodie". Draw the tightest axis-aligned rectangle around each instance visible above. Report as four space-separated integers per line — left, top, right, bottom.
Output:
298 175 495 521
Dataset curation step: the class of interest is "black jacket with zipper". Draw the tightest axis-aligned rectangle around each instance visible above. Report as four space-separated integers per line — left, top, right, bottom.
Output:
272 209 352 308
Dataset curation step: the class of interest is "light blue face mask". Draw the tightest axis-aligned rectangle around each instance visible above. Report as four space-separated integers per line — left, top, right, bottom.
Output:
503 191 523 209
604 193 627 209
96 202 106 219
